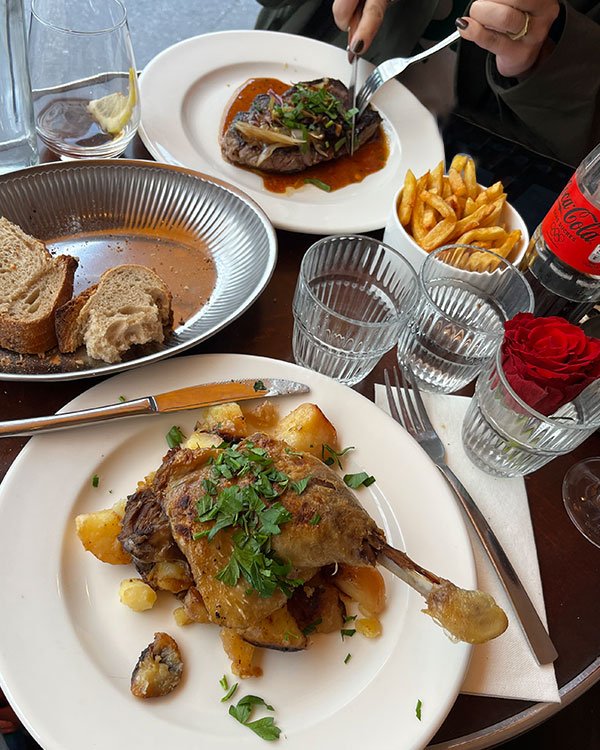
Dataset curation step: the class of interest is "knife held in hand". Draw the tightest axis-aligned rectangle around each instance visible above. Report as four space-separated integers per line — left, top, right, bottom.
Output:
0 378 310 438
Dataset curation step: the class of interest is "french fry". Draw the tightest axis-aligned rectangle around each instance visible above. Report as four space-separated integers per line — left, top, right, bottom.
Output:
448 168 467 197
464 157 478 200
494 229 522 259
479 195 506 227
456 226 507 246
475 181 504 205
449 154 468 173
421 190 457 221
466 251 501 272
450 203 496 239
421 218 457 252
410 173 429 243
442 175 452 199
429 161 444 195
398 169 417 226
464 197 478 216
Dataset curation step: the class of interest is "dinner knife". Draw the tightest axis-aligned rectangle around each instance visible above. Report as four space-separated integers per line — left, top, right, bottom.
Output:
0 378 310 438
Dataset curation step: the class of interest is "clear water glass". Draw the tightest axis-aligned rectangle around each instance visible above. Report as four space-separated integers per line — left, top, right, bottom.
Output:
462 349 600 477
292 235 419 386
563 458 600 548
28 0 140 159
0 0 39 174
396 244 534 393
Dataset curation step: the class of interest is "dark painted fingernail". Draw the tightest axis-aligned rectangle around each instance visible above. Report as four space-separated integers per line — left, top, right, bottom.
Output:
455 17 469 30
351 38 364 54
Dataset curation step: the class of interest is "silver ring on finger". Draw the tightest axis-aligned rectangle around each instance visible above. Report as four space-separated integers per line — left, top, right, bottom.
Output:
506 10 530 41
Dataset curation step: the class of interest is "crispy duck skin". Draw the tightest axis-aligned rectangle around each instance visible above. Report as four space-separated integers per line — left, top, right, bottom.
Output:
128 434 507 644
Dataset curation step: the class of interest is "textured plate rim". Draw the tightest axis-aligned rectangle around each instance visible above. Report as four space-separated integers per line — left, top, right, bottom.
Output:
0 159 278 382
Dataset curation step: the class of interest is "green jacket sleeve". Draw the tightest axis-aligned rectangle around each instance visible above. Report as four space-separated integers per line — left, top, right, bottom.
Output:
486 1 600 165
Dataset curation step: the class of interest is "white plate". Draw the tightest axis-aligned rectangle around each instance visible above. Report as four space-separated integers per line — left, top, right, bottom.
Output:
138 30 445 233
0 354 474 750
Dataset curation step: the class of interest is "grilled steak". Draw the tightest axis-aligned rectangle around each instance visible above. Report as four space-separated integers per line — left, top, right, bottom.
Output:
220 77 382 173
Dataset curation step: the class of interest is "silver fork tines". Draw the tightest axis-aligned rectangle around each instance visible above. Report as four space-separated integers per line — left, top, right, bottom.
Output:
356 30 460 116
383 364 558 666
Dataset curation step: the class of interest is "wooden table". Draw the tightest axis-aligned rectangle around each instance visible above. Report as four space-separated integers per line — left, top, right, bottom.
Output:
2 126 600 750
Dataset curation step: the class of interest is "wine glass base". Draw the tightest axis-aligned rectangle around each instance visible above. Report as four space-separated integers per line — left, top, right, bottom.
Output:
563 457 600 548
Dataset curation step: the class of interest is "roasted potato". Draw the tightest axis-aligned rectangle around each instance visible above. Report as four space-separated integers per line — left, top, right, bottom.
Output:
221 629 262 678
273 403 337 458
75 508 131 565
119 578 157 611
333 565 386 617
145 560 194 594
194 402 248 440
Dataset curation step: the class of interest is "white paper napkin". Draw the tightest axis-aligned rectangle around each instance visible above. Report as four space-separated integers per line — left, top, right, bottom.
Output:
374 384 560 702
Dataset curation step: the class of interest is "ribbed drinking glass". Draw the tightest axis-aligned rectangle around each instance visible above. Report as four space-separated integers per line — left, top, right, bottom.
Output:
292 235 419 386
396 244 534 393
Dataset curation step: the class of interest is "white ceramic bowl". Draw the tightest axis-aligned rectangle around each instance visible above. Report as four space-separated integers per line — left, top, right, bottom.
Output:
382 183 529 274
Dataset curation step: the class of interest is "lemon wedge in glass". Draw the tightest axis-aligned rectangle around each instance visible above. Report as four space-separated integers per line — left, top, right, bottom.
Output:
87 68 137 136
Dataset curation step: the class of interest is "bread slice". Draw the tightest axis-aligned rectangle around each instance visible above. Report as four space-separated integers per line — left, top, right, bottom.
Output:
55 264 173 363
0 217 78 354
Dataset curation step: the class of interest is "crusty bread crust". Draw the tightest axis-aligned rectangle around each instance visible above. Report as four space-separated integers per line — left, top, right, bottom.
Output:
55 264 173 363
0 218 78 354
54 284 98 353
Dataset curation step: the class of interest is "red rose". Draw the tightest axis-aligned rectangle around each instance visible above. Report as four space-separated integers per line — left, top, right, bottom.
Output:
501 313 600 416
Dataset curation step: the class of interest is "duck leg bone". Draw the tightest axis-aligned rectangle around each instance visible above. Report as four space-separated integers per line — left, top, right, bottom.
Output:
379 543 508 644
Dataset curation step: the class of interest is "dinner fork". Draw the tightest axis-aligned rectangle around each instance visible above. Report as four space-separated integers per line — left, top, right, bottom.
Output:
383 365 559 666
355 30 460 116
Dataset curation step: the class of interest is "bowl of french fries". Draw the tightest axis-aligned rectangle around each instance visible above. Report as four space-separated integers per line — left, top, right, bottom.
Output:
383 154 528 273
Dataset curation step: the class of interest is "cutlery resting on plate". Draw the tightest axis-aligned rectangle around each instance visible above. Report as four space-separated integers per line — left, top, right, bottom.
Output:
0 378 310 437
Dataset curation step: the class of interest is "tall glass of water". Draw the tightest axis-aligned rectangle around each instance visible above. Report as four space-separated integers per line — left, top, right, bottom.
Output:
0 0 39 173
397 244 533 393
292 235 419 386
28 0 140 159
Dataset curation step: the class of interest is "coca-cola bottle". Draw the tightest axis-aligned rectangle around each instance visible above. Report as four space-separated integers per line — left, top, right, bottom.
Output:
522 143 600 323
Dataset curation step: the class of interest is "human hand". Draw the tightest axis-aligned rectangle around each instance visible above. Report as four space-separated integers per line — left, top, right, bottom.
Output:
456 0 560 77
332 0 388 56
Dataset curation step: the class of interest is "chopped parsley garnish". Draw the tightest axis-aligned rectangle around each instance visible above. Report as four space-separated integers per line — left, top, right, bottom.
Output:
304 177 331 192
166 425 185 449
290 475 311 495
343 614 357 623
343 472 376 489
301 617 322 635
221 682 239 702
344 653 352 664
416 699 423 721
228 695 281 741
341 628 356 640
321 444 355 469
308 512 321 525
253 380 266 392
194 442 303 598
91 474 99 488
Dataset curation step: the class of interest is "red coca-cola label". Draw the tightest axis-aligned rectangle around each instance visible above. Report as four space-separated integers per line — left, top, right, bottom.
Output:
542 175 600 275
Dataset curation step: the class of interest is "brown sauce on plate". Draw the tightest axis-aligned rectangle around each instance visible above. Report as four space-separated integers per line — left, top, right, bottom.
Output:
50 228 216 327
221 77 389 194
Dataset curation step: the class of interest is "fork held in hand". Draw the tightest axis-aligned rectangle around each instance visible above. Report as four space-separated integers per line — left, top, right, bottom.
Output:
383 365 558 666
356 30 460 116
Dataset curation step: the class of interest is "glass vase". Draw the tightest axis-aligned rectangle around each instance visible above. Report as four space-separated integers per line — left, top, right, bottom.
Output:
462 348 600 477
